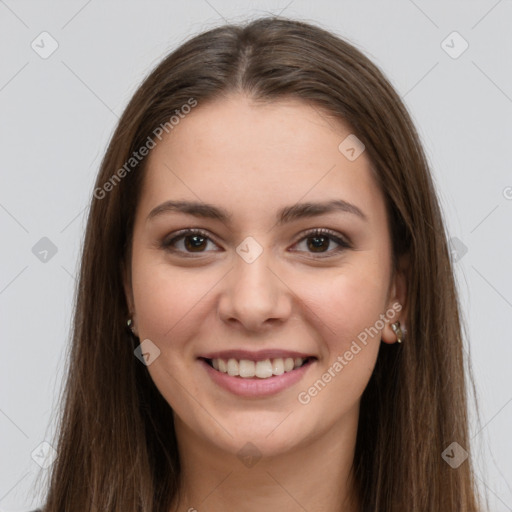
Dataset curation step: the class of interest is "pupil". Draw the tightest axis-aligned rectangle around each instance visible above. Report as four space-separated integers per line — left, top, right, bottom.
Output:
308 236 328 252
185 235 206 251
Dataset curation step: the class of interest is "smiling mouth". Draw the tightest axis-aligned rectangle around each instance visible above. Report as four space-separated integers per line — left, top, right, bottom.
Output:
201 356 316 379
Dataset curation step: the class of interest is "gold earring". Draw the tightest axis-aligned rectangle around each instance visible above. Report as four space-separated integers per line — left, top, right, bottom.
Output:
391 321 404 343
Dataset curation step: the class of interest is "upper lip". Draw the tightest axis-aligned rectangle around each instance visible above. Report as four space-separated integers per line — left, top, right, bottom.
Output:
199 349 317 362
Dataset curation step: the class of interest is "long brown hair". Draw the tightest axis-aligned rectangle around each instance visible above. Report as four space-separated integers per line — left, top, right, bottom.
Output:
33 16 485 511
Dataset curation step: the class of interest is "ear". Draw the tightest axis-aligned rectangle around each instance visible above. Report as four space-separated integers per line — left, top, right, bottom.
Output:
122 256 135 319
381 253 409 345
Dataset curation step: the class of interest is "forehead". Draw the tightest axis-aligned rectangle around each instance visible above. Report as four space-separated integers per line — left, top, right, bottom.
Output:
139 94 386 227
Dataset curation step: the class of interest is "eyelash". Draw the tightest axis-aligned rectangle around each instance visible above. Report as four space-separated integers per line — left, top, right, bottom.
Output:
160 228 351 258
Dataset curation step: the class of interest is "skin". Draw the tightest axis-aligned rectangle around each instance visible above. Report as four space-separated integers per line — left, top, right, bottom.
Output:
124 94 408 512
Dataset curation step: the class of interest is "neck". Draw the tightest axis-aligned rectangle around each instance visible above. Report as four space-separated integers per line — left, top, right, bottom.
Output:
170 407 362 512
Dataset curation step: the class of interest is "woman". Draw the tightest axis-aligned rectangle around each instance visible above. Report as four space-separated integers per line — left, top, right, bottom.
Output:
32 16 484 511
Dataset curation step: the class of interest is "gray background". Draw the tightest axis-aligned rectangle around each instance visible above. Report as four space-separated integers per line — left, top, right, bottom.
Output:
1 1 511 510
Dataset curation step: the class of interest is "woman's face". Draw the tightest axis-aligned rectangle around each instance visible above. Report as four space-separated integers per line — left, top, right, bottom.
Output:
125 94 406 458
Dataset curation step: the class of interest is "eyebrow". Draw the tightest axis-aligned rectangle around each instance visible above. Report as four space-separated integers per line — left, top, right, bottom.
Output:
147 199 368 225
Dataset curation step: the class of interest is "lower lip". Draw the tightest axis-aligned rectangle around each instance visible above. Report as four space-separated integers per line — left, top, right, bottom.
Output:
199 358 315 398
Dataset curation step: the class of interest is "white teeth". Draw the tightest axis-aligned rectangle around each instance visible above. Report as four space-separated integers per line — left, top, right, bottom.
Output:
272 358 284 375
239 359 255 377
284 357 295 372
255 359 273 378
210 356 308 379
218 359 227 373
227 358 239 376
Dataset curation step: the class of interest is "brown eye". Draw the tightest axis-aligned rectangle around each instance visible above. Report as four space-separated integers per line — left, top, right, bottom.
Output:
292 228 351 257
161 229 220 255
306 234 330 252
161 227 351 258
182 234 208 252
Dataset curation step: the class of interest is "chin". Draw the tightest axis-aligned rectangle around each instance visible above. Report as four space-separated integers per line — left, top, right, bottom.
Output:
197 412 316 460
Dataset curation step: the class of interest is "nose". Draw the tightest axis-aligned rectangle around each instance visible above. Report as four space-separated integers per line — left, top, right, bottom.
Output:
217 248 292 333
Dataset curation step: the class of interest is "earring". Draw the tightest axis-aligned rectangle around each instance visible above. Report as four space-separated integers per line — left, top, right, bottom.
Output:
127 318 137 336
391 321 404 343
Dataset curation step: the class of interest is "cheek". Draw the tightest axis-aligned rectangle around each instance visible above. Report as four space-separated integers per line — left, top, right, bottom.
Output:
130 253 209 342
298 260 390 346
292 268 386 416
